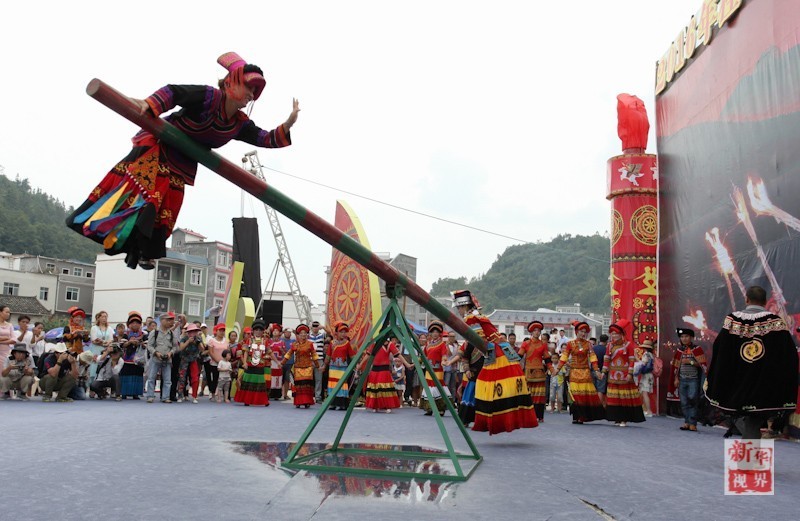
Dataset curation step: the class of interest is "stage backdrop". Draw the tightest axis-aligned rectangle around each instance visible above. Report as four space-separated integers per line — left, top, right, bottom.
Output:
327 201 382 349
657 0 800 418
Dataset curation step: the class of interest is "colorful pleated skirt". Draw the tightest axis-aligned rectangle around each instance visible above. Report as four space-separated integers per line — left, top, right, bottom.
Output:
420 367 451 414
567 367 606 422
459 379 477 425
365 364 400 410
235 366 269 406
327 362 351 409
473 345 538 434
292 366 315 406
66 144 186 268
606 379 646 423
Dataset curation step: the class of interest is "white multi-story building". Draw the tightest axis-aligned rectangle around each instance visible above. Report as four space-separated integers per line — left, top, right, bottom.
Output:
93 250 209 326
0 252 95 317
169 228 233 316
488 307 606 340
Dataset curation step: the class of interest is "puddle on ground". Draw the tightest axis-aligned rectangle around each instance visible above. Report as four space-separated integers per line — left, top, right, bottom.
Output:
230 441 463 503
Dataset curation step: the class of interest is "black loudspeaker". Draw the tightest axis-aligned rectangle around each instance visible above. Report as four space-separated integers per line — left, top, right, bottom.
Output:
260 300 284 325
232 218 261 301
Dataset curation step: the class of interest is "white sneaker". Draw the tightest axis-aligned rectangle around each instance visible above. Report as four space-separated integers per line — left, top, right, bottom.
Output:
192 398 198 404
177 398 183 403
619 422 627 427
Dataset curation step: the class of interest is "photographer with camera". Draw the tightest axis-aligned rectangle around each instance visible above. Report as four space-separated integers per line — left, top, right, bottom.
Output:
91 343 125 400
1 343 35 399
145 312 178 403
40 343 79 402
175 323 203 403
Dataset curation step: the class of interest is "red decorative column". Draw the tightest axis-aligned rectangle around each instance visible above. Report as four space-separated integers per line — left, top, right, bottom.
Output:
608 94 659 411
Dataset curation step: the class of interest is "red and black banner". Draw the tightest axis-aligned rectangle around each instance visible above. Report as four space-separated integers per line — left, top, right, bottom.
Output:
657 0 800 418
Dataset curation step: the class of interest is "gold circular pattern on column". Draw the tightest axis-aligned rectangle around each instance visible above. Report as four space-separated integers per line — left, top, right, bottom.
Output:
611 209 623 246
630 205 658 246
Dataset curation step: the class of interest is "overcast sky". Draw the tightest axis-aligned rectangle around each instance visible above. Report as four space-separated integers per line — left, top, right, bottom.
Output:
0 0 701 307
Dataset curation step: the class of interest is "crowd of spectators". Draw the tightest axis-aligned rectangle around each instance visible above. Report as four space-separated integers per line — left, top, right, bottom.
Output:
0 303 656 420
0 303 472 407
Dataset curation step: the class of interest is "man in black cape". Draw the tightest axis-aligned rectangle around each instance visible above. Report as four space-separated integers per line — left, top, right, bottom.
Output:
705 286 799 439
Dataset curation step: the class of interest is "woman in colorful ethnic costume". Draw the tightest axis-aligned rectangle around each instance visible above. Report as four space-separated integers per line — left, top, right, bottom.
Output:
705 286 799 439
66 52 299 269
119 311 145 399
451 290 537 434
62 307 90 355
365 338 407 413
267 324 286 400
235 321 276 407
283 324 320 408
553 322 605 424
419 321 452 416
230 327 250 400
603 319 645 426
326 322 357 410
517 320 552 421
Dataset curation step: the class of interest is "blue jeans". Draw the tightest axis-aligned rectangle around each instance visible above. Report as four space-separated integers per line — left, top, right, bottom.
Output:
679 378 699 426
146 359 172 400
443 370 458 397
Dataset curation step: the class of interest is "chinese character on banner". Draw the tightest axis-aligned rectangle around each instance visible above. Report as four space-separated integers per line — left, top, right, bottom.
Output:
724 439 774 495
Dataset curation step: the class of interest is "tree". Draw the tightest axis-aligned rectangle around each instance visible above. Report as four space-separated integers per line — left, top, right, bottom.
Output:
428 234 611 313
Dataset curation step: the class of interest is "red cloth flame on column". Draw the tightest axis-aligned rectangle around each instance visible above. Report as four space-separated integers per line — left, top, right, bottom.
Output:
616 94 649 151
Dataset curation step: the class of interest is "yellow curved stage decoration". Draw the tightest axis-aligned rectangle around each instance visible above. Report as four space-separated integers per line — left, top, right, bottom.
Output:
220 261 255 336
327 201 382 347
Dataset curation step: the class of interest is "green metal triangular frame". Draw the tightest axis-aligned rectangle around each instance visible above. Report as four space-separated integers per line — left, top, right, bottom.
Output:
282 290 482 481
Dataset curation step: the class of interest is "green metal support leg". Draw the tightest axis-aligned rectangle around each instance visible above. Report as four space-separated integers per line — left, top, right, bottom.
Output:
283 290 482 481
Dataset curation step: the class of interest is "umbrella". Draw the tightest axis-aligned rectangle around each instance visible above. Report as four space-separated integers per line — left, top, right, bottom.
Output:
45 327 64 341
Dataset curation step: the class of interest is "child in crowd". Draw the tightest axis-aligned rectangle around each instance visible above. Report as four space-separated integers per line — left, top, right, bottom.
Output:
549 353 568 413
216 350 233 403
392 355 406 407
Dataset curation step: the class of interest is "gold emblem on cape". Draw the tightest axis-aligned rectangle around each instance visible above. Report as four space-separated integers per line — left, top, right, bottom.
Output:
740 338 765 363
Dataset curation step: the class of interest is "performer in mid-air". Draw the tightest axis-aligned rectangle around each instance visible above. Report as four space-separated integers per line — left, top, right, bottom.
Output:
450 290 537 434
67 52 299 269
517 320 552 421
603 319 646 426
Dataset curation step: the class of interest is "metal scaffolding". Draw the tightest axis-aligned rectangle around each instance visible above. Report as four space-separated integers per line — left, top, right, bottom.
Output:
242 151 313 325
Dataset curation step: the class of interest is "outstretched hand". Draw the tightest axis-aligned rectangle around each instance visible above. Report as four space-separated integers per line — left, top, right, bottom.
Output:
284 98 300 130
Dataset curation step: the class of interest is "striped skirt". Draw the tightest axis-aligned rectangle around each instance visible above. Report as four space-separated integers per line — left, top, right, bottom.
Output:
365 364 400 410
473 344 538 434
327 362 351 409
606 379 646 423
234 366 269 406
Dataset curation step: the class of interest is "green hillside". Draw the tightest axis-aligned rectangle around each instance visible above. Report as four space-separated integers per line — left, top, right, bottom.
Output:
430 233 611 313
0 173 103 263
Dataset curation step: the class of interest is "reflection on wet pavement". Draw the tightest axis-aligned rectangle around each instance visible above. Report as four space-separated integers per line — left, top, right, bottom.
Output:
231 441 459 502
